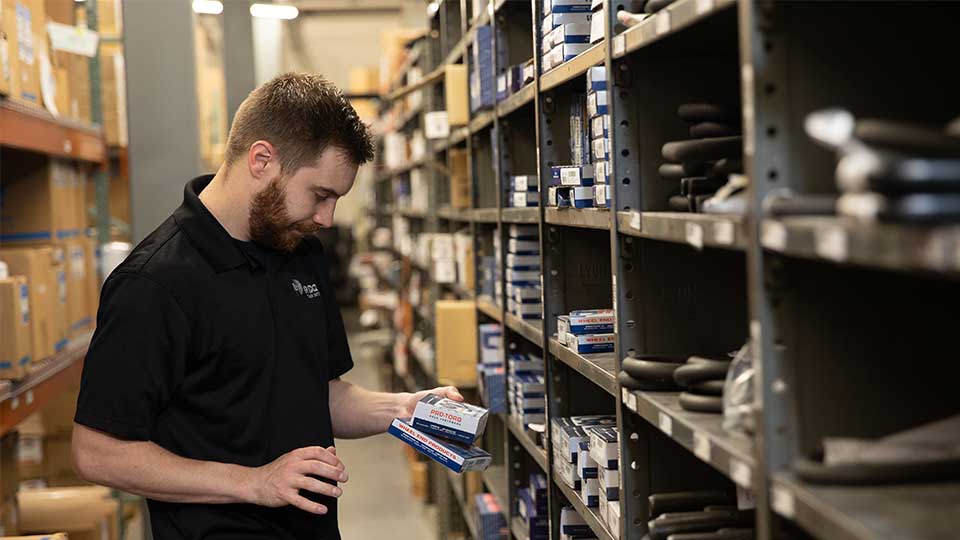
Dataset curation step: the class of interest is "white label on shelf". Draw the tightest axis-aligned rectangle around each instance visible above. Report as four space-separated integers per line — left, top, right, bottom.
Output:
695 0 715 15
25 390 33 405
685 222 704 250
629 211 640 231
761 221 787 251
814 226 848 262
771 485 796 518
622 388 629 405
693 431 711 462
612 275 618 320
713 220 735 245
11 397 19 410
613 35 625 56
731 459 751 488
655 12 671 36
737 485 757 510
741 64 755 156
658 412 672 436
629 392 637 411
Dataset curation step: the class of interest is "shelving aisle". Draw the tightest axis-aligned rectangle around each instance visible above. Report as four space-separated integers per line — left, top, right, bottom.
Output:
368 1 960 540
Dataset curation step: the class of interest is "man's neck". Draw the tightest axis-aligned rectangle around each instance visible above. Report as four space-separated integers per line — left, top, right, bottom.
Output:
198 165 252 241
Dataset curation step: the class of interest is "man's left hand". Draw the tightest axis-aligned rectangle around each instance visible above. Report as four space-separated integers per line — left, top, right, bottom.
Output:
401 386 465 418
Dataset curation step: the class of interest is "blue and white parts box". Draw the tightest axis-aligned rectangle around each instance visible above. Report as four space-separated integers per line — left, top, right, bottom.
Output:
578 441 598 479
507 269 541 285
569 309 615 334
480 323 502 367
559 164 595 186
509 223 539 239
544 0 592 16
594 160 609 184
587 66 607 91
588 425 619 470
542 11 592 37
592 136 610 161
590 8 605 44
475 493 509 540
509 238 540 254
548 186 573 207
512 191 540 208
546 22 591 49
594 184 609 208
509 353 545 374
561 506 592 537
557 456 582 490
546 42 591 69
573 186 595 208
388 418 492 473
587 90 608 117
507 254 541 270
591 114 610 139
510 300 543 319
581 476 600 508
411 394 490 444
509 285 542 303
513 175 539 192
566 332 615 353
598 465 620 501
513 372 546 395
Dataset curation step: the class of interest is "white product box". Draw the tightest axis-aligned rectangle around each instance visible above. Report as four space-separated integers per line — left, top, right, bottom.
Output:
548 22 591 48
566 332 615 353
608 501 621 539
598 494 610 532
573 186 595 208
590 9 605 44
512 287 542 304
509 238 541 254
557 457 581 489
557 315 570 344
388 418 492 473
513 175 539 192
594 184 608 207
512 191 539 208
509 224 539 239
424 111 450 139
480 323 502 366
432 235 455 260
587 66 607 90
592 137 610 161
560 164 595 186
542 11 593 37
544 0 592 16
599 466 620 501
569 309 615 334
550 42 591 64
523 61 536 84
433 258 457 283
506 254 541 269
561 506 591 537
412 394 490 444
507 269 541 283
578 441 598 479
591 114 610 139
594 160 608 183
581 477 599 507
513 302 543 317
587 90 609 118
588 425 619 469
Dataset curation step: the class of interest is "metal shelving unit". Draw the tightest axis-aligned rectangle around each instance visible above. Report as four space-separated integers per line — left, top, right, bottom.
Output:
372 1 960 539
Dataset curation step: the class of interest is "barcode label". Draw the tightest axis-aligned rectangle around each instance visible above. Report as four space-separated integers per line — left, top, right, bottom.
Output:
693 431 711 462
772 485 795 518
713 220 735 245
731 460 751 488
655 12 671 36
685 222 704 250
815 226 848 262
696 0 715 14
613 35 625 56
658 412 672 435
762 221 787 251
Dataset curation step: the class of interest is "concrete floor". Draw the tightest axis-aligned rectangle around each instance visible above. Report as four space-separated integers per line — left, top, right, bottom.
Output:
336 329 437 540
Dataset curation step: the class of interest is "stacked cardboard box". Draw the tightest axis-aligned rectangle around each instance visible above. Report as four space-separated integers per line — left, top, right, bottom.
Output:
560 505 596 540
551 416 616 493
586 67 610 207
508 354 545 428
435 300 479 387
0 246 66 363
517 473 548 540
589 426 621 538
510 175 539 209
478 323 506 414
557 309 615 354
0 275 32 380
470 25 497 113
505 225 541 320
389 395 492 473
18 486 120 540
540 0 592 72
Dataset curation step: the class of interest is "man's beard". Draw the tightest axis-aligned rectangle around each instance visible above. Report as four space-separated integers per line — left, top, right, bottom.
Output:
248 177 320 253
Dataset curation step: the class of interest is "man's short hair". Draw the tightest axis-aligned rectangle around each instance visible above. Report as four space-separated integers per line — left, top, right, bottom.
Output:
224 73 375 173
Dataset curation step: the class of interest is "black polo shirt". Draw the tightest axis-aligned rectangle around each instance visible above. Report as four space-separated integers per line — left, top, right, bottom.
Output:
76 175 353 539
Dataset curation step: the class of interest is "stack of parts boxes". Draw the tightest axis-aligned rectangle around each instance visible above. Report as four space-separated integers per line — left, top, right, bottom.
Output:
548 164 595 209
508 353 546 429
587 67 611 207
511 175 539 208
558 309 615 354
479 324 506 413
589 0 605 45
388 395 492 473
497 63 525 102
480 254 498 299
541 0 592 72
470 25 498 113
551 416 616 495
475 493 509 540
431 234 456 284
506 225 542 320
517 473 549 540
454 231 474 292
589 426 621 538
560 505 598 540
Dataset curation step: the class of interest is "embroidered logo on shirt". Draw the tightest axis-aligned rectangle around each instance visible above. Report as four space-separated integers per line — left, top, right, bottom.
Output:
292 279 321 299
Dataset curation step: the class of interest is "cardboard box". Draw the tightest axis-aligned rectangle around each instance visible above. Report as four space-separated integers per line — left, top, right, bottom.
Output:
388 419 491 474
444 64 468 126
17 486 118 540
0 495 19 537
81 236 98 322
98 41 127 147
568 309 614 334
412 395 489 444
61 240 90 337
0 152 82 244
0 1 17 97
43 0 73 24
6 0 46 105
0 276 32 379
39 387 78 438
566 332 614 354
0 247 64 359
435 300 478 386
449 148 470 209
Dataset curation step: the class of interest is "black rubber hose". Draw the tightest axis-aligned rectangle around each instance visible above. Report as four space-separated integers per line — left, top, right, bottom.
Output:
856 118 960 157
677 104 739 124
673 361 730 387
687 379 726 396
618 370 680 392
678 392 723 413
667 528 756 540
648 491 736 519
792 452 960 485
690 122 741 139
622 357 685 384
649 510 755 540
711 157 743 177
669 195 692 212
659 163 686 181
663 137 743 163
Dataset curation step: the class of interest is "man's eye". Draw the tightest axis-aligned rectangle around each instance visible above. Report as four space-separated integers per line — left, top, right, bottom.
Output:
314 193 327 203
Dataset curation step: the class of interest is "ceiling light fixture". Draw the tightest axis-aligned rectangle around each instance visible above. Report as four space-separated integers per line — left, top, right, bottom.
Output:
250 3 299 20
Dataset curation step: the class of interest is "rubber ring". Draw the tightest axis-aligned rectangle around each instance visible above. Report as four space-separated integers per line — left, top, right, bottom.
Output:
792 453 960 486
662 137 743 163
856 118 960 157
622 358 682 384
687 379 725 396
659 163 686 181
677 103 740 124
673 362 730 386
618 370 679 391
690 122 741 139
678 392 723 413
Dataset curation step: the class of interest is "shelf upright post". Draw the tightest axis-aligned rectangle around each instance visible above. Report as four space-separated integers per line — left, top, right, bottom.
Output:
603 0 648 537
739 1 795 539
86 0 109 244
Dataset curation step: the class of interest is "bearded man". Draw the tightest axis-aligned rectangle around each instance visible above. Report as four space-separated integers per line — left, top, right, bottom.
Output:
71 73 462 539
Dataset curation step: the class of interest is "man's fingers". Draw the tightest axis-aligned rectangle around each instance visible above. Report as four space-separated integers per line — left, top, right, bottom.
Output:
296 476 343 498
294 446 343 468
327 446 337 455
297 460 349 482
284 491 328 515
443 386 464 401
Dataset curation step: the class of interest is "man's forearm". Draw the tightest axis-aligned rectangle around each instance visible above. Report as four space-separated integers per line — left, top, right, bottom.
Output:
329 378 408 439
73 424 255 504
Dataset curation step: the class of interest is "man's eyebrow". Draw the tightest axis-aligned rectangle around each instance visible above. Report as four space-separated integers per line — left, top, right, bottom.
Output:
313 186 341 198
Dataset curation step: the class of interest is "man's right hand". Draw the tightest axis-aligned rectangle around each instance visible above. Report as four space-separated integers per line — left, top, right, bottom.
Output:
248 446 348 515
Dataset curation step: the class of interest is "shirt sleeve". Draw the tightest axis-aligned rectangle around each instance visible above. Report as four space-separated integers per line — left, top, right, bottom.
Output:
314 243 353 380
75 272 189 441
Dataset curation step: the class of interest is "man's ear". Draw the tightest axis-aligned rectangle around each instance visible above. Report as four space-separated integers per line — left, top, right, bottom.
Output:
248 141 277 183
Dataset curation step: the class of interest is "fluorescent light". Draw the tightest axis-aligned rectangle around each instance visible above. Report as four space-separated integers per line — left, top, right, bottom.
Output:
250 3 299 20
192 0 223 15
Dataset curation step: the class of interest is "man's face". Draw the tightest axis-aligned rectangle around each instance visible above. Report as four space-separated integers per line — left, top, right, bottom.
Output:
249 146 358 252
